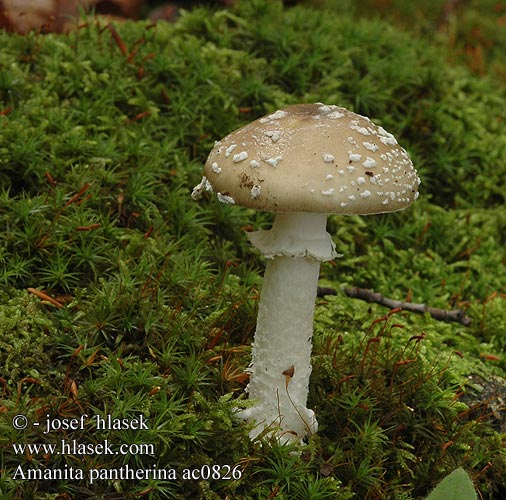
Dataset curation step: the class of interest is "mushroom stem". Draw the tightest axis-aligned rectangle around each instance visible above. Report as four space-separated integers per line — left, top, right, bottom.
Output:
241 212 334 443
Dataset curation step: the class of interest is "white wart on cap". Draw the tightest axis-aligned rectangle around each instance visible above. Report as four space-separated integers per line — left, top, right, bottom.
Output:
203 103 420 214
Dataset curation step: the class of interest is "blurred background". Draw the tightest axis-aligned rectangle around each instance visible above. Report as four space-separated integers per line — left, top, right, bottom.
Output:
1 0 505 85
0 1 251 32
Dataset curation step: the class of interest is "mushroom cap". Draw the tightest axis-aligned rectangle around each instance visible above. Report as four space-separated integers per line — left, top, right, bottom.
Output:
204 103 420 214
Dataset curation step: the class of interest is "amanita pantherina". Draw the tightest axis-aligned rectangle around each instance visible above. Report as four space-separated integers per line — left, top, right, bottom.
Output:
192 103 420 443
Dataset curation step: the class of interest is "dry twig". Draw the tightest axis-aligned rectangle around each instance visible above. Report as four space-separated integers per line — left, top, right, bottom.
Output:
27 287 64 308
317 286 472 326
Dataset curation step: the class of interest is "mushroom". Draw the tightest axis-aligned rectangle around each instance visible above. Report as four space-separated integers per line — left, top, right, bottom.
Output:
192 103 420 443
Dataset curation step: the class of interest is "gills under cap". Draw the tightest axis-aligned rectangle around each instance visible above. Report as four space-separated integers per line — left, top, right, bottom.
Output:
200 103 420 214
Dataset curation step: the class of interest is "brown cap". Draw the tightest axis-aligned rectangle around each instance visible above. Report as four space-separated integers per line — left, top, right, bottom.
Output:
202 103 420 214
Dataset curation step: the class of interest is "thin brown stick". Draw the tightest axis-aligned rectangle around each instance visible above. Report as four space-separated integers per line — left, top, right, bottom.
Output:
27 287 63 308
317 286 472 326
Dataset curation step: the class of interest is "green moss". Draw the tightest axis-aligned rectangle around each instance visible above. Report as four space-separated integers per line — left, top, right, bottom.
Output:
0 290 58 384
311 290 506 497
0 1 505 498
